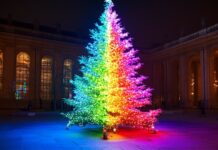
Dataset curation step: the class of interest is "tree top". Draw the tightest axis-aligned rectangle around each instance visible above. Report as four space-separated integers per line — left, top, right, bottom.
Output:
105 0 113 5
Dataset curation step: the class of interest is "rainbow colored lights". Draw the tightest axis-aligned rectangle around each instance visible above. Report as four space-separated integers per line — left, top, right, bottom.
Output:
63 0 161 130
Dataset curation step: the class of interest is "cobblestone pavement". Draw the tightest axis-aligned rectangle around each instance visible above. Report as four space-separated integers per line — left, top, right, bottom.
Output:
0 111 218 150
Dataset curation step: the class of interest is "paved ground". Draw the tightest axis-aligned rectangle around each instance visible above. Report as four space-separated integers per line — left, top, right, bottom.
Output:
0 110 218 150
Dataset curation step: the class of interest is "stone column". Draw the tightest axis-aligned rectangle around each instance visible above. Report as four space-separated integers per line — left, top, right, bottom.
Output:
163 60 169 108
4 47 16 98
165 59 179 109
179 55 188 108
54 50 63 110
200 48 209 108
32 47 40 109
152 62 162 108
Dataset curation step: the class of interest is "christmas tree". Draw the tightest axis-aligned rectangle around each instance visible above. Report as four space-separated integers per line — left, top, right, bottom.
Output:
63 0 161 131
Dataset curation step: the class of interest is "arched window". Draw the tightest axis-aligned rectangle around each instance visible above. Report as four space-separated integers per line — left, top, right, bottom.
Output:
15 52 30 100
0 50 3 92
214 51 218 107
63 59 73 98
189 59 200 107
40 57 53 101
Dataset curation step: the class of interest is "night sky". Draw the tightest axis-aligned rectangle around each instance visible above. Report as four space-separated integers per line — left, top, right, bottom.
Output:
0 0 218 50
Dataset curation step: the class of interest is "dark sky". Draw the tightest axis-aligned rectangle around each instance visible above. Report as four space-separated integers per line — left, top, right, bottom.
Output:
0 0 218 49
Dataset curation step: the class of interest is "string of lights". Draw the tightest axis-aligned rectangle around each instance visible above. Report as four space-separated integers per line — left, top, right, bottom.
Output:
63 0 161 131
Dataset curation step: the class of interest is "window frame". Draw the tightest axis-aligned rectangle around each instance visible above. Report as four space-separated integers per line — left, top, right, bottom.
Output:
15 52 30 100
40 56 53 101
63 59 73 98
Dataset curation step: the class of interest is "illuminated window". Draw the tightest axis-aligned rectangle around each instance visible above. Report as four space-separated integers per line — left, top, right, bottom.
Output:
189 60 200 106
0 50 3 92
15 52 30 100
214 55 218 107
40 57 53 100
63 59 73 98
214 57 218 88
190 73 195 96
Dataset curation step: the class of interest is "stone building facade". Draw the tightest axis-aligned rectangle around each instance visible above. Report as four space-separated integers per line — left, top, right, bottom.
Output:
0 18 218 111
0 19 85 110
142 24 218 110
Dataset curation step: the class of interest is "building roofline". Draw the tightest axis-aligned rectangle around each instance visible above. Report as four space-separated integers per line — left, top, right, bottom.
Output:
0 18 88 45
146 23 218 53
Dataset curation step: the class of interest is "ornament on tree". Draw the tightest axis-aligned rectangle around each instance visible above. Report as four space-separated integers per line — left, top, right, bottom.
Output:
62 0 161 136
